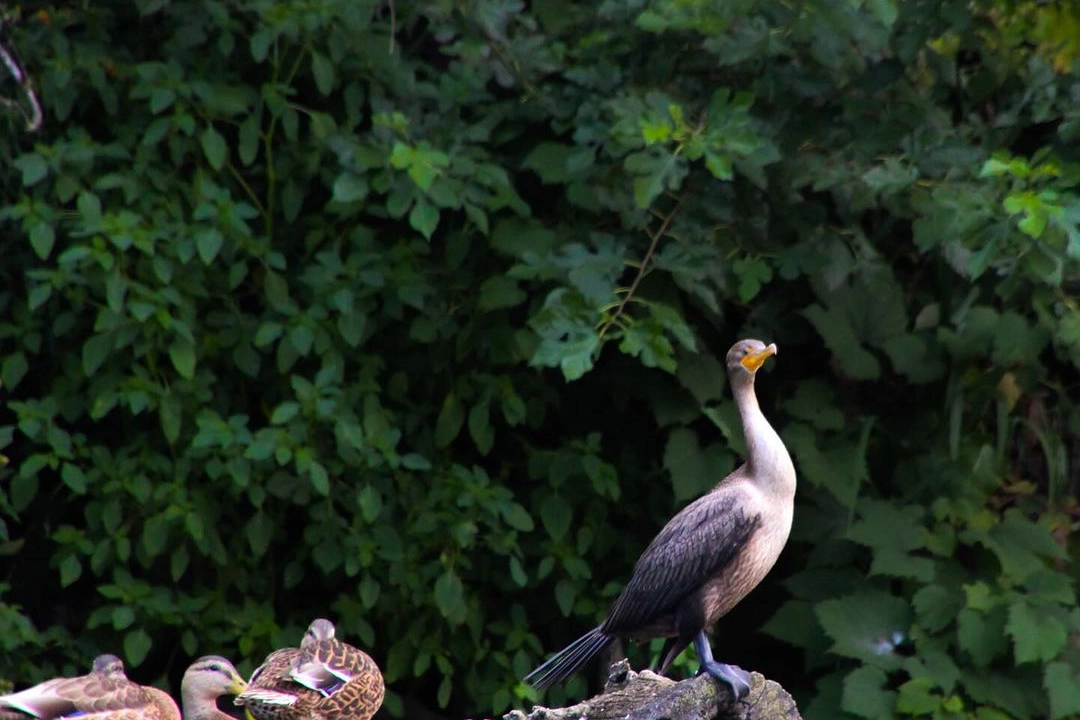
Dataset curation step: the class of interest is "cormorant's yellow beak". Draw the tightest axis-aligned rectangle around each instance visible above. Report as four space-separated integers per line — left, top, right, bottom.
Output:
229 678 249 695
740 343 777 372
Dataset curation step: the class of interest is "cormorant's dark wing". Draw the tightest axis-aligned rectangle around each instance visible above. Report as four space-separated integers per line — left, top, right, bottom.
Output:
602 488 760 634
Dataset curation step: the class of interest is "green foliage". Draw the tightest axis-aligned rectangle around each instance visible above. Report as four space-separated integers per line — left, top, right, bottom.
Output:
0 0 1079 718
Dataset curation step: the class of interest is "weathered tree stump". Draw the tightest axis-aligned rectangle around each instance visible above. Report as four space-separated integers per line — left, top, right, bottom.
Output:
505 661 801 720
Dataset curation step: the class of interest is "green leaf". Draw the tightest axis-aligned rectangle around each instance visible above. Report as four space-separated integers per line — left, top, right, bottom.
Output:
554 579 576 616
333 173 368 203
357 485 382 522
60 463 88 494
124 628 153 666
957 607 1009 668
246 510 273 557
501 502 534 532
270 401 299 424
802 304 881 380
468 403 494 455
58 554 82 587
409 198 439 240
168 338 197 379
308 462 330 496
539 494 571 541
83 333 113 376
29 221 55 260
2 352 29 389
200 126 228 170
522 142 575 184
477 276 526 311
895 677 940 715
842 666 896 719
912 585 962 633
663 427 711 503
1045 661 1080 719
112 606 136 630
1006 602 1067 664
159 392 181 444
311 52 335 95
434 569 466 625
14 153 48 185
816 591 911 668
196 228 224 264
435 394 464 448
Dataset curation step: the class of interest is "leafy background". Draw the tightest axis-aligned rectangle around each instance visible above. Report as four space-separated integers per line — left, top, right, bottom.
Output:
1 1 1079 719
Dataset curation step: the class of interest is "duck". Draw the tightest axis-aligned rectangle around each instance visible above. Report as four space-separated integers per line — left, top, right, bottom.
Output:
179 656 247 720
236 619 384 720
0 653 177 720
0 654 246 720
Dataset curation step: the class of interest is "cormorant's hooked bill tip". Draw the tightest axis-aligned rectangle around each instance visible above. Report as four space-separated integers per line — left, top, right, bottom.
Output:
740 343 777 372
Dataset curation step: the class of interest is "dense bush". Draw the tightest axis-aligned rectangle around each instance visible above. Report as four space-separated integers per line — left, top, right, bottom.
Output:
1 1 1079 718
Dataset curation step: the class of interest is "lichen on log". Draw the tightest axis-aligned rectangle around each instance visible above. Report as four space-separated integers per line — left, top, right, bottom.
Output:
505 660 801 720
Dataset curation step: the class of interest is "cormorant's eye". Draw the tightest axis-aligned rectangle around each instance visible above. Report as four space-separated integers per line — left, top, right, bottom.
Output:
210 664 221 672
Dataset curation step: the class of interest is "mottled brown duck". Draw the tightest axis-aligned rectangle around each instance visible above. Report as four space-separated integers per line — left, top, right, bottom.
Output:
179 656 247 720
0 653 178 720
236 619 384 720
525 339 797 700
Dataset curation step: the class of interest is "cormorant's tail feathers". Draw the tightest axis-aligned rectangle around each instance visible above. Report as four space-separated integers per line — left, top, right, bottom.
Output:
524 627 612 690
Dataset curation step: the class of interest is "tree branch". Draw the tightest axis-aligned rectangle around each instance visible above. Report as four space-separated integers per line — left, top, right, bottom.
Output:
507 661 801 720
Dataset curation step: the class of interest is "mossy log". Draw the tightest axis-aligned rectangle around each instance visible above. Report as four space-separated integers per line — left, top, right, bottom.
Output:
505 661 801 720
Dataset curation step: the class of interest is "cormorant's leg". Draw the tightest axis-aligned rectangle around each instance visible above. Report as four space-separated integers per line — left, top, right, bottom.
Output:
693 631 751 700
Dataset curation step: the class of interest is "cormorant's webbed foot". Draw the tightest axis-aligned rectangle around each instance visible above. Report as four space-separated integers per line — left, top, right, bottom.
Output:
692 631 752 700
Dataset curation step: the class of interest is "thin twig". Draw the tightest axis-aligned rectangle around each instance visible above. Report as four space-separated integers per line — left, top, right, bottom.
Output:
597 199 683 339
387 0 396 55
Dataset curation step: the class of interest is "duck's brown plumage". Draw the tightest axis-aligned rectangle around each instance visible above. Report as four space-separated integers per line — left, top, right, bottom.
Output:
525 339 796 699
236 619 384 720
0 654 179 720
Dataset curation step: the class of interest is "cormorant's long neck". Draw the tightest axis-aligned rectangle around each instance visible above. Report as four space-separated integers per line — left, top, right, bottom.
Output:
732 377 796 498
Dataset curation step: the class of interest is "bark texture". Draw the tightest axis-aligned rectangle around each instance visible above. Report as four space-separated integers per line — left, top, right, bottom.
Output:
505 661 801 720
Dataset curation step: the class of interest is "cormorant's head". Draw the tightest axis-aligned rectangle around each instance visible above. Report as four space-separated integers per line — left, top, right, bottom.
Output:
726 339 777 382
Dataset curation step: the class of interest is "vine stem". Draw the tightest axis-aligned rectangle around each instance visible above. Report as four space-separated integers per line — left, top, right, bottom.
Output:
597 199 682 340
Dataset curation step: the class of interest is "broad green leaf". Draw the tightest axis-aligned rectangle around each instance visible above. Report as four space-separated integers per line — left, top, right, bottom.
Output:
196 228 224 264
200 126 228 170
435 394 464 448
842 666 896 719
168 338 197 379
112 606 135 630
29 222 55 260
468 403 494 455
14 153 48 185
124 629 153 666
83 333 113 376
434 569 466 625
58 554 81 587
311 52 335 95
409 198 439 240
802 304 881 380
1006 602 1067 664
246 510 273 557
663 427 710 503
1045 661 1080 719
816 591 910 668
539 494 571 541
60 463 87 494
501 502 534 532
957 607 1009 668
